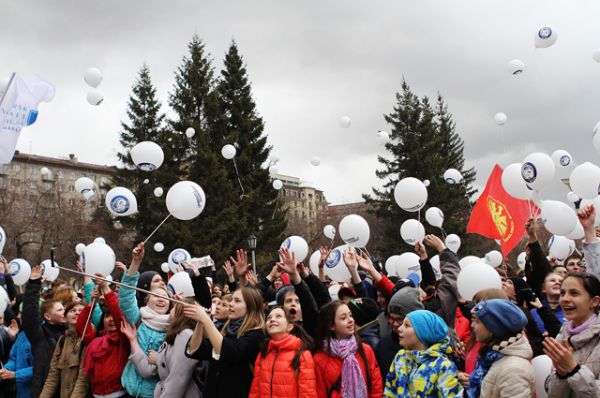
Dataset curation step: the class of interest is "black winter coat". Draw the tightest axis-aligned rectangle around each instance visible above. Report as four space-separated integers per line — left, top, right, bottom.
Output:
374 331 401 380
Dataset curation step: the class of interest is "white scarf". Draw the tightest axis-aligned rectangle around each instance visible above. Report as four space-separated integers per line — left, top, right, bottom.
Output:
139 306 170 332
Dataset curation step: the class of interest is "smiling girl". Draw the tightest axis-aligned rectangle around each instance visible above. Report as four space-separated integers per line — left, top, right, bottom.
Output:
249 306 316 398
314 300 382 398
544 272 600 397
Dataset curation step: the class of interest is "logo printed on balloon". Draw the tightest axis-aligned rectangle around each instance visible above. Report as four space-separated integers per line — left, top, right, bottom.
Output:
560 155 571 166
137 163 157 172
326 249 342 268
521 162 537 183
282 239 291 250
171 250 188 264
110 195 130 214
167 284 176 295
487 196 514 242
538 27 552 39
192 186 204 207
8 261 20 277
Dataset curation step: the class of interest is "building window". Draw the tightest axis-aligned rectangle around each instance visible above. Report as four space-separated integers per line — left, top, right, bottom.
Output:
294 210 298 218
69 185 75 192
69 198 75 206
0 177 4 188
91 175 96 181
301 192 305 198
58 184 65 192
308 193 313 200
70 172 76 180
57 170 64 179
302 211 306 219
310 211 314 217
12 164 20 172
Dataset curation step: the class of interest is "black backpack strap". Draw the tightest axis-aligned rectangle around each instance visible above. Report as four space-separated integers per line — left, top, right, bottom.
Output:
327 375 342 398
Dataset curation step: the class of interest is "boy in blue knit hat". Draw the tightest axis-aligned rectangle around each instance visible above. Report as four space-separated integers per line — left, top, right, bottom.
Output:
384 310 463 397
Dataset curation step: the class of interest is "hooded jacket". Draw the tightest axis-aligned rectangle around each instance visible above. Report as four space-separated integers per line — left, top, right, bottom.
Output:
548 315 600 397
384 339 463 398
479 334 535 398
249 334 317 398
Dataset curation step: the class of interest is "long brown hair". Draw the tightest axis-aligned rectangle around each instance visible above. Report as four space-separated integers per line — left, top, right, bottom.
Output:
222 287 265 338
165 298 196 345
316 301 372 390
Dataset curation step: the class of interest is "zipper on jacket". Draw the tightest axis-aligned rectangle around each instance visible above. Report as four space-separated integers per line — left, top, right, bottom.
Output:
270 347 279 398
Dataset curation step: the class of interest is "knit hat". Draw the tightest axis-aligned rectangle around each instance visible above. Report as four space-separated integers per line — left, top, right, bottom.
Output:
275 285 295 305
348 298 379 328
387 287 424 317
338 287 357 301
473 299 528 339
406 310 448 347
137 271 160 304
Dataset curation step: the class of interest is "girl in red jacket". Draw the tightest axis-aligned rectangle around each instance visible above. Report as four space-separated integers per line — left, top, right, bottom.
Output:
72 278 130 397
249 306 317 398
314 300 383 398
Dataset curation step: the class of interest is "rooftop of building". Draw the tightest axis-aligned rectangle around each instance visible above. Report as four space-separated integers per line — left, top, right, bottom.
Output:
11 151 117 174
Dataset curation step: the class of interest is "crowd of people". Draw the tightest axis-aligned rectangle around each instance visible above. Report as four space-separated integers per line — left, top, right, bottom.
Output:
2 204 600 397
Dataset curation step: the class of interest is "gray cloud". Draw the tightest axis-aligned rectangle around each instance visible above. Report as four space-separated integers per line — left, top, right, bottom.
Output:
2 1 600 205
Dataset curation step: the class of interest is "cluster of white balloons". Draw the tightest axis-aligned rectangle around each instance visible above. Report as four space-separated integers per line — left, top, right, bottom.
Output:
84 67 104 106
385 252 421 280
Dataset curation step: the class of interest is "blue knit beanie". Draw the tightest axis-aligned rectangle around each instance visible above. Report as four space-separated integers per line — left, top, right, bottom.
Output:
275 285 295 305
473 299 527 339
406 310 448 347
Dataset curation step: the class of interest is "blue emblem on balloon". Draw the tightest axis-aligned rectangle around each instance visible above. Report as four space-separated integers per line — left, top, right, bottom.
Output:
538 27 552 39
560 155 571 166
521 162 537 184
110 195 130 214
171 250 189 264
326 249 342 269
8 261 20 277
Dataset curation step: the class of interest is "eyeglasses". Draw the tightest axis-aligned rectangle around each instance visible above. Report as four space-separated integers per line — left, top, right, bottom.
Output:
388 316 404 325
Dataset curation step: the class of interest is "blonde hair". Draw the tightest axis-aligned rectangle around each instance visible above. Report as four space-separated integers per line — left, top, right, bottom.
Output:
222 287 265 338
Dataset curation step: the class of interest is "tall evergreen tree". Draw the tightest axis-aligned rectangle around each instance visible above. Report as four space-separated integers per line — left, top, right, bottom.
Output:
364 81 476 260
216 41 286 263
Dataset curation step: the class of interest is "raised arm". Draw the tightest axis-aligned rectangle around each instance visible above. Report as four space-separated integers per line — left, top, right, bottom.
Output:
22 265 44 343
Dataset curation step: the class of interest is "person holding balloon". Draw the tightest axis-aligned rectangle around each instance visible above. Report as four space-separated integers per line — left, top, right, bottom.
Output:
119 243 171 398
544 273 600 397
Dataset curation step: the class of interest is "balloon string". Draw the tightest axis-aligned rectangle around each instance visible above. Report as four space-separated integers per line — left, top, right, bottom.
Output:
76 296 96 353
143 214 172 244
232 158 246 200
271 194 280 220
441 227 446 241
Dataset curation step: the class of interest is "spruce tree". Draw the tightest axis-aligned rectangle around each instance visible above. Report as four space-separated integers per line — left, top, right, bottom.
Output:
364 81 476 260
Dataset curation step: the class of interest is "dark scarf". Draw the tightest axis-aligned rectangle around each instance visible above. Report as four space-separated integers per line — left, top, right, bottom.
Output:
226 317 244 336
467 349 503 398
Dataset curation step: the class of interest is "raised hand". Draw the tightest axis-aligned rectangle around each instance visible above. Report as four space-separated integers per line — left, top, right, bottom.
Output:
120 321 137 342
132 243 145 264
525 218 538 243
230 249 249 277
267 264 283 282
184 303 211 324
246 270 258 286
223 260 235 282
356 251 374 272
296 262 309 278
318 246 331 268
415 241 428 260
343 247 359 272
277 248 297 275
578 204 597 242
424 234 446 253
115 261 127 274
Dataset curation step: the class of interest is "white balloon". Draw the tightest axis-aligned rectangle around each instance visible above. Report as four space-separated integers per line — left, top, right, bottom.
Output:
566 222 585 240
548 235 575 264
323 225 336 240
0 77 9 97
339 116 351 128
0 286 9 314
393 252 421 280
566 191 580 203
551 150 573 178
443 168 463 184
570 162 600 200
94 237 106 244
430 255 442 280
75 243 86 256
40 167 50 175
310 156 321 166
445 234 461 254
143 179 149 184
338 214 370 247
534 26 558 48
82 240 115 277
521 153 555 190
423 179 430 187
400 219 425 246
484 250 503 268
269 165 279 175
8 259 31 286
425 207 444 228
153 187 164 197
83 190 95 201
221 144 236 160
594 124 600 153
459 255 480 269
130 141 164 171
40 259 59 280
394 177 428 212
168 248 191 273
494 112 507 125
309 251 321 276
86 90 103 106
594 50 600 63
165 181 206 220
280 236 309 262
84 67 103 88
457 263 502 300
540 200 577 236
272 179 283 190
532 355 552 398
161 262 170 273
517 252 527 270
580 196 600 226
0 226 6 254
385 255 401 274
75 177 95 194
507 59 525 75
167 271 195 297
154 242 164 252
105 187 138 217
328 284 341 301
324 245 351 282
376 131 389 142
502 163 533 200
185 127 195 138
105 274 113 282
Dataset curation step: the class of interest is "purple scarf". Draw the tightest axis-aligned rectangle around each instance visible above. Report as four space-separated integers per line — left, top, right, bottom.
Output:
324 336 367 398
567 314 598 335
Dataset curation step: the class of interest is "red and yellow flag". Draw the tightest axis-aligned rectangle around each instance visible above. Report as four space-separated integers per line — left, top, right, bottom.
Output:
467 164 538 257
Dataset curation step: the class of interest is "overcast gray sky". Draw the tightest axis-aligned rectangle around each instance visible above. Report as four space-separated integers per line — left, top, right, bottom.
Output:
2 1 600 205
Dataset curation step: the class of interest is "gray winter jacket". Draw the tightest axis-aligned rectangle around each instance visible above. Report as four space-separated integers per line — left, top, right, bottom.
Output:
130 328 200 398
582 239 600 279
547 315 600 397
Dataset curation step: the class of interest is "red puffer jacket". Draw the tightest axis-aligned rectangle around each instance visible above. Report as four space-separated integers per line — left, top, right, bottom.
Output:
249 334 317 398
314 342 383 398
